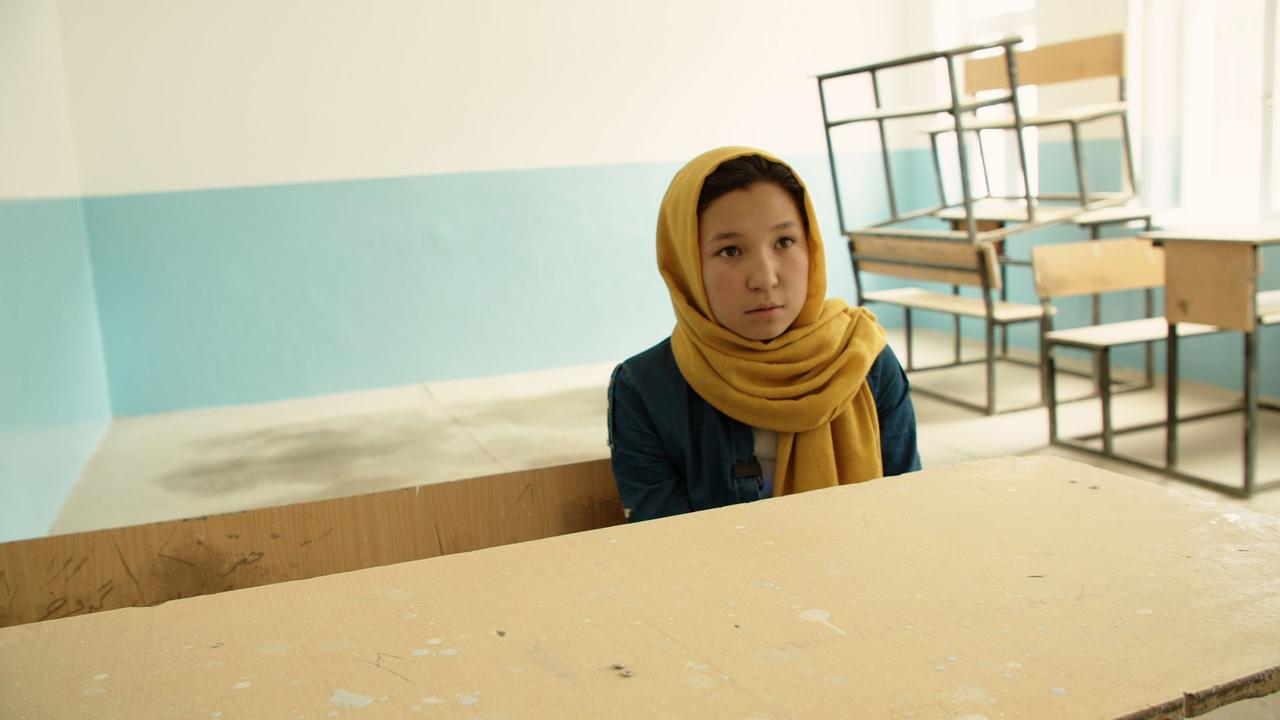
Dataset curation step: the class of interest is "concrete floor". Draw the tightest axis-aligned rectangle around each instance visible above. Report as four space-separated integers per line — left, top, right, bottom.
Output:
52 363 617 534
48 328 1280 718
54 328 1280 534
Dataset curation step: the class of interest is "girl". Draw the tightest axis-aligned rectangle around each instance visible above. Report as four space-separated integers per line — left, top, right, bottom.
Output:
607 147 920 522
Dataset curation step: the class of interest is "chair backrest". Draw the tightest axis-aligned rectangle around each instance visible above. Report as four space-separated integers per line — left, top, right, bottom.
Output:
965 33 1125 95
850 234 1001 291
1031 238 1163 300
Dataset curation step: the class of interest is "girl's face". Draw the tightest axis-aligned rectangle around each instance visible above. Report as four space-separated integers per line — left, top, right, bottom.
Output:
698 181 810 341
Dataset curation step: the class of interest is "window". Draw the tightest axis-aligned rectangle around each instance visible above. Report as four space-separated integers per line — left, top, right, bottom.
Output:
1135 0 1273 221
1264 0 1279 217
930 0 1039 203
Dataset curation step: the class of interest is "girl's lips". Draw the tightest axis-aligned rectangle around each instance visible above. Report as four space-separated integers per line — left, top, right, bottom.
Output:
748 305 782 315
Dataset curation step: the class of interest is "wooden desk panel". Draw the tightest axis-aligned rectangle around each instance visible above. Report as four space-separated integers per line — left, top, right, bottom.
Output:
0 459 623 628
1164 240 1259 332
1 457 1277 719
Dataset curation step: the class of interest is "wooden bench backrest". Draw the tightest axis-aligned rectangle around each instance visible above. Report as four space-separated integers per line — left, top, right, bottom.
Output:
1031 238 1163 300
851 234 1000 290
965 33 1125 95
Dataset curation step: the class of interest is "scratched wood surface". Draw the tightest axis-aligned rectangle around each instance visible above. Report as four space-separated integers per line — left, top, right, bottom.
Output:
0 459 622 627
1 456 1277 719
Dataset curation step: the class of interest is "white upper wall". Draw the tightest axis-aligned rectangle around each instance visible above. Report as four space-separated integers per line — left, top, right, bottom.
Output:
1035 0 1126 43
1035 0 1129 119
0 0 82 198
55 0 917 195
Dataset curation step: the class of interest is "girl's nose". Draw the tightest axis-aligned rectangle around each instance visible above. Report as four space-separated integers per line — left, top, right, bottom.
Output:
746 253 779 290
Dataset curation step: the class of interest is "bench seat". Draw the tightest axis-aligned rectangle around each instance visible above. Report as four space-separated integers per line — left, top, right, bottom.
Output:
1044 317 1219 350
863 287 1044 323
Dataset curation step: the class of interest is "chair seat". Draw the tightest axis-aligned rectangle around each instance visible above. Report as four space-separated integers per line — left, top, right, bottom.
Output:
1072 205 1153 226
934 199 1085 224
864 287 1044 322
1259 290 1280 325
1044 317 1219 350
926 102 1128 134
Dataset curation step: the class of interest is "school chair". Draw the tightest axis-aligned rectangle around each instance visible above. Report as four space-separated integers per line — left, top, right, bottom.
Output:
849 232 1045 415
1032 238 1220 461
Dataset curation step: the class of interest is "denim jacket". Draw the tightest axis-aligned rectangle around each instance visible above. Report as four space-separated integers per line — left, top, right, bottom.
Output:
607 338 921 522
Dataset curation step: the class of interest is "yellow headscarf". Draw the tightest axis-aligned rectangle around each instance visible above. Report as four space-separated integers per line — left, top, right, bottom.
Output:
658 146 887 496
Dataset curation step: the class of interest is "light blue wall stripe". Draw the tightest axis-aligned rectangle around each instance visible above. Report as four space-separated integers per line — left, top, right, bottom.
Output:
80 144 1280 416
0 198 111 542
84 156 877 416
86 163 670 415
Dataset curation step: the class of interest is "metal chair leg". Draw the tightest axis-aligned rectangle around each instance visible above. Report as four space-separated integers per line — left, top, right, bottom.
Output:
1090 224 1102 326
1099 347 1114 456
1037 327 1047 405
1144 289 1155 385
1166 324 1179 469
1245 329 1259 496
1047 348 1060 443
1000 264 1010 357
904 308 915 371
929 133 947 206
985 318 996 416
952 286 962 363
1070 121 1090 207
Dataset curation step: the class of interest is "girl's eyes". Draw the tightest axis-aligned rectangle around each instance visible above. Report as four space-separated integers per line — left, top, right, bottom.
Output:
712 237 799 258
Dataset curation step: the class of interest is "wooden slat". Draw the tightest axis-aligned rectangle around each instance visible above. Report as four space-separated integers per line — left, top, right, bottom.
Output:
1031 238 1163 299
0 459 623 627
851 234 998 290
1165 241 1258 332
966 33 1125 94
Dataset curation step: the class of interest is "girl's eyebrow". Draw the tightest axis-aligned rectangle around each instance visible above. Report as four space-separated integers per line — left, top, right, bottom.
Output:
707 221 800 243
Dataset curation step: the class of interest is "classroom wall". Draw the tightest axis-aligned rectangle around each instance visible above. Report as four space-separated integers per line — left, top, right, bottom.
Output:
58 0 915 196
0 0 111 542
2 0 1270 544
53 0 919 415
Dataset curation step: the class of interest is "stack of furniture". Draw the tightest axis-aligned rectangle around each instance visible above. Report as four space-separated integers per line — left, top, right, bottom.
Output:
820 34 1275 493
818 34 1147 415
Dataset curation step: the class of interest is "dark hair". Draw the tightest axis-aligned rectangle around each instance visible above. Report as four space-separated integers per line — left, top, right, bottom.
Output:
696 154 809 231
